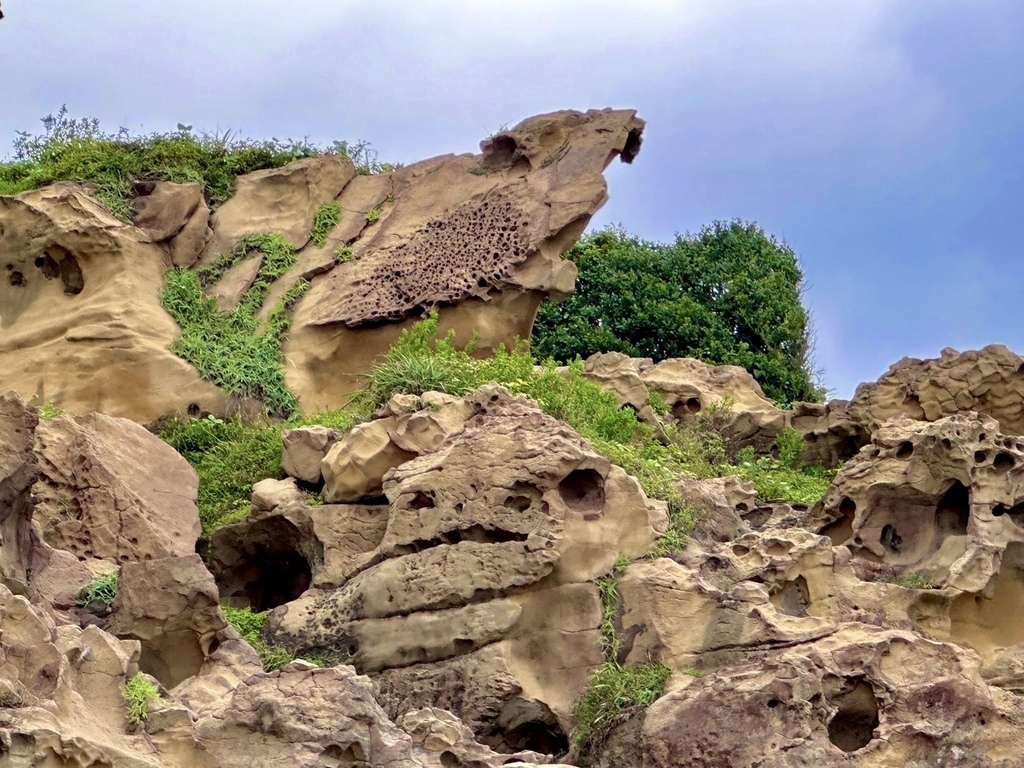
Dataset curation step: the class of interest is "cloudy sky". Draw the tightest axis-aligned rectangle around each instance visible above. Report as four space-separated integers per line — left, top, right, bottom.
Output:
2 1 1022 398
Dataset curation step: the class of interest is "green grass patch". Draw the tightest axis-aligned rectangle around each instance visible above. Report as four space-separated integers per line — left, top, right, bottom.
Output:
309 202 341 247
880 572 936 589
160 409 357 536
570 661 671 764
365 206 381 225
1 106 388 221
75 571 118 607
222 605 295 672
334 244 354 263
162 233 308 417
123 674 161 726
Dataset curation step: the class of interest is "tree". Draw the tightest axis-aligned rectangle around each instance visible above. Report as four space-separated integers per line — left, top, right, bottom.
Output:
531 221 823 404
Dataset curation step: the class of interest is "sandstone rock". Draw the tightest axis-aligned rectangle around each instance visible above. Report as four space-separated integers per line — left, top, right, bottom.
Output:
132 181 204 243
250 476 304 512
281 424 345 484
0 183 234 422
679 475 757 544
31 411 201 564
321 419 416 502
202 154 356 260
264 387 665 748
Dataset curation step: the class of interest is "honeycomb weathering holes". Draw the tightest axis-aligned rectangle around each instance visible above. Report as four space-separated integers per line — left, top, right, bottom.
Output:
336 195 532 326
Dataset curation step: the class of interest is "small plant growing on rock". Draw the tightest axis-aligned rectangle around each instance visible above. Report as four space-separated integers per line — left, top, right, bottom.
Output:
334 244 354 264
0 686 22 708
75 571 118 608
222 605 295 672
881 572 936 589
364 206 381 225
309 202 341 247
123 674 161 726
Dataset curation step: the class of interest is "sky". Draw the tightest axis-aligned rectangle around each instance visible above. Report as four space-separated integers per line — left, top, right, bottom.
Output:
2 1 1023 399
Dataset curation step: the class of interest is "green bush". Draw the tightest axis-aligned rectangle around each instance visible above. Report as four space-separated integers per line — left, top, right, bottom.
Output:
2 106 387 221
309 202 341 247
532 224 823 405
162 234 308 416
75 571 118 607
222 605 295 672
123 674 161 726
160 409 357 536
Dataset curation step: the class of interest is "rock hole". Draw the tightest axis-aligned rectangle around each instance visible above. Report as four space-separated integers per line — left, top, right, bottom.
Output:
767 698 780 708
621 127 643 164
493 699 569 757
138 630 205 690
880 524 902 553
35 254 60 280
770 575 810 617
896 441 914 460
994 452 1016 473
941 438 953 450
557 468 606 513
975 450 989 464
187 403 201 417
992 500 1024 527
410 491 435 510
7 270 24 286
827 678 879 753
321 742 365 766
936 481 970 535
671 397 703 419
208 517 315 611
820 497 856 545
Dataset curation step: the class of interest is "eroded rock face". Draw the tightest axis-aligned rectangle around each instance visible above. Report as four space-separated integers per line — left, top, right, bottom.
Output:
0 109 644 423
259 387 666 750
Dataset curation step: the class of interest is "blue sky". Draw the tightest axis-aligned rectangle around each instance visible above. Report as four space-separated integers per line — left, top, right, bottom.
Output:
2 1 1022 399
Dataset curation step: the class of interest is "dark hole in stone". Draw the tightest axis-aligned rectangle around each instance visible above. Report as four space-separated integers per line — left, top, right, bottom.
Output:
767 698 781 708
394 524 528 555
936 481 970 535
827 678 879 753
505 495 533 513
994 452 1016 473
771 575 810 617
557 468 605 513
208 517 315 612
621 127 643 164
187 403 201 417
992 500 1024 527
742 506 774 530
975 450 990 464
410 491 435 510
941 438 953 450
3 263 11 270
671 397 703 419
880 524 902 553
322 742 364 766
820 498 856 545
7 270 24 286
896 441 914 460
453 638 474 654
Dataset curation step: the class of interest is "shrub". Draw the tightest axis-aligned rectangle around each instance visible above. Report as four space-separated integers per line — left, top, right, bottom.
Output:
532 224 823 405
123 674 161 726
75 571 118 607
161 234 308 416
222 605 295 671
2 106 387 220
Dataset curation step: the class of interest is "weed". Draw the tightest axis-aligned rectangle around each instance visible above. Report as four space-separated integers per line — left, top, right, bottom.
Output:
334 244 354 264
467 165 489 176
595 575 621 662
730 445 832 506
647 390 670 416
880 572 936 589
123 674 161 726
222 605 295 671
36 401 64 419
365 206 381 225
162 234 306 416
613 554 632 574
75 571 118 607
0 687 22 708
570 661 670 764
160 409 357 535
309 202 340 247
683 667 703 677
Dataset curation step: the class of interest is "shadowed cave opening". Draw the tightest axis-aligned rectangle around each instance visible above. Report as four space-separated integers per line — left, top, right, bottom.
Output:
827 678 879 753
208 517 316 611
557 468 605 513
488 698 569 757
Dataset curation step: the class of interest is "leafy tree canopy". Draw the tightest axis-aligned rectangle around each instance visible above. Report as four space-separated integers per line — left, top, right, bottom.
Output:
531 221 823 404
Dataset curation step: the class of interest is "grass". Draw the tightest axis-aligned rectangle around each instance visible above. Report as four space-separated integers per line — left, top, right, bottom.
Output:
880 572 937 589
123 674 161 726
334 244 354 264
309 202 341 247
162 233 308 417
365 206 381 225
222 605 295 671
75 571 118 607
1 106 386 222
160 409 357 535
34 401 64 419
0 686 22 708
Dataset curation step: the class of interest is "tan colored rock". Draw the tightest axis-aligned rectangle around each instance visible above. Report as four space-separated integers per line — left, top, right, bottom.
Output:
321 419 416 502
31 411 200 564
0 183 235 423
201 154 355 261
266 387 664 747
208 252 263 312
132 181 204 243
281 424 345 484
106 555 226 689
679 475 757 544
168 196 211 268
251 476 304 512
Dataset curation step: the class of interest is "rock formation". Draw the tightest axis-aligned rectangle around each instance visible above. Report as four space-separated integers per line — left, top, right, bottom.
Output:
0 109 644 423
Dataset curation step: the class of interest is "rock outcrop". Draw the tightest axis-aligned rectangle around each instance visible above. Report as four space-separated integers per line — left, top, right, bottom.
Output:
0 109 644 423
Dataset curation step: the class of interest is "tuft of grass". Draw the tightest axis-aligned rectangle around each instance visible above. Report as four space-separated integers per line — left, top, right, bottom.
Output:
160 409 358 535
570 661 671 764
334 244 354 264
309 202 341 247
595 575 621 662
75 571 118 607
1 106 390 220
0 686 22 708
223 605 295 671
36 402 64 419
162 234 308 417
880 572 936 589
123 674 161 726
365 206 381 225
